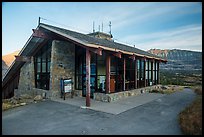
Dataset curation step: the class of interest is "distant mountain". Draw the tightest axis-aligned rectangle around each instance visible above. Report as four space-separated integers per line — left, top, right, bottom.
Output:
147 49 202 71
2 50 20 66
2 50 20 78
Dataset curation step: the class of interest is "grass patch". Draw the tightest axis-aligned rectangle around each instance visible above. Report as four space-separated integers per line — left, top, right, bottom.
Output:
179 87 202 135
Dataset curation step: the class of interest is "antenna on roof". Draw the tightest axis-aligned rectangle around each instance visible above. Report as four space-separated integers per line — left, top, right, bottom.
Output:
38 17 41 25
109 21 112 35
93 21 95 33
102 22 103 32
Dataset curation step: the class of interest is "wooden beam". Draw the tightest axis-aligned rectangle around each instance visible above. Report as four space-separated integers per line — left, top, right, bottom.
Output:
129 54 135 60
86 49 91 107
106 54 111 93
15 56 31 62
32 29 49 39
113 51 122 58
88 47 103 56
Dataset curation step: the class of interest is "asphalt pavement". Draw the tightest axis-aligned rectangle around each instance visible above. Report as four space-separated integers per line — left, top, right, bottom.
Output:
2 88 196 135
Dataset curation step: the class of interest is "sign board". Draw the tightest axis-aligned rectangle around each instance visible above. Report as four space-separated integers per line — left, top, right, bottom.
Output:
64 79 72 93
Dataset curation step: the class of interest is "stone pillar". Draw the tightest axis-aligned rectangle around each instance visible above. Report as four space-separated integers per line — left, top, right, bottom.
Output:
86 49 91 107
50 40 75 98
17 57 35 97
106 54 111 94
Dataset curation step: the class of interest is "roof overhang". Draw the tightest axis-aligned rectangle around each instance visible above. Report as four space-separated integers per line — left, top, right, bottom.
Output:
2 30 46 87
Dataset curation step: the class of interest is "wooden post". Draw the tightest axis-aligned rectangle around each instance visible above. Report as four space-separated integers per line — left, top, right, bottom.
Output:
157 61 160 84
144 59 146 87
86 49 91 107
151 60 153 85
123 58 126 91
106 55 111 94
134 60 137 89
154 61 157 85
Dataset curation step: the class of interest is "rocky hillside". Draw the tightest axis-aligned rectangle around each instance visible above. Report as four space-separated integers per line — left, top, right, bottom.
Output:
2 50 20 78
148 49 202 71
2 50 20 66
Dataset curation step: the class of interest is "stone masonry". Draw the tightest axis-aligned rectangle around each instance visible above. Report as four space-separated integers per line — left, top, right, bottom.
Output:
17 57 35 97
50 40 75 99
94 85 162 102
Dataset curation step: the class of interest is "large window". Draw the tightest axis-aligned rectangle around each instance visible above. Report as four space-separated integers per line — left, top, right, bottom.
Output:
153 61 156 85
148 60 152 86
34 41 51 90
125 58 135 90
145 60 148 85
75 46 85 90
97 53 106 92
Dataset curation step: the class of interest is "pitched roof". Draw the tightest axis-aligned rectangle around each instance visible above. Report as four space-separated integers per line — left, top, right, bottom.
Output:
39 23 167 61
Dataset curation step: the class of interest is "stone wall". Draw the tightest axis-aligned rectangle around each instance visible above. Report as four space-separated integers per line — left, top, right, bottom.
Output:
50 40 75 99
94 85 162 102
17 57 35 97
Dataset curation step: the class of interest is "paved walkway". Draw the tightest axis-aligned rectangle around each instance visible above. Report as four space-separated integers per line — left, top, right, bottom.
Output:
2 88 196 135
52 92 166 114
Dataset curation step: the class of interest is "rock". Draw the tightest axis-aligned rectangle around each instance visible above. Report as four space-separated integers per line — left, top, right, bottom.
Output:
20 103 26 106
10 99 18 105
34 95 43 101
20 94 33 99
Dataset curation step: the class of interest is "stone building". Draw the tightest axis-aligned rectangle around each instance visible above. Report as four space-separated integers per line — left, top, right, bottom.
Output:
2 23 167 106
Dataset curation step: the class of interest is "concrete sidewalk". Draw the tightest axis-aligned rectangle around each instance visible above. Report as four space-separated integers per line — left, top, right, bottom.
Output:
52 92 166 114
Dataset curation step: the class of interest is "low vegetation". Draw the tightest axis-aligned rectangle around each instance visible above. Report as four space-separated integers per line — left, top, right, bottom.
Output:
2 94 44 111
179 86 202 135
149 85 184 94
160 69 202 86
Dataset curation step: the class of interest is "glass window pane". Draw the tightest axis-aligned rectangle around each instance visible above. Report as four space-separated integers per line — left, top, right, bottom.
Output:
42 62 46 72
47 62 50 72
156 71 158 80
153 62 155 70
146 71 148 79
97 60 106 75
149 61 151 70
37 63 41 72
153 71 155 81
146 61 148 70
97 76 106 92
156 62 158 70
149 71 151 80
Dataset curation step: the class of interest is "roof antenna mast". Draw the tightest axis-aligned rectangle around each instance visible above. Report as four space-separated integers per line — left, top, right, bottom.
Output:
38 17 41 25
93 21 95 33
109 21 112 35
102 22 103 32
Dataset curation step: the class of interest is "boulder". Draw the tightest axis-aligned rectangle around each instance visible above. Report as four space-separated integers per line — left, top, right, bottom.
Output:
34 95 43 101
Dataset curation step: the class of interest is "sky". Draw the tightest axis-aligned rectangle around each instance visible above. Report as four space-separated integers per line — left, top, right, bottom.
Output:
2 2 202 55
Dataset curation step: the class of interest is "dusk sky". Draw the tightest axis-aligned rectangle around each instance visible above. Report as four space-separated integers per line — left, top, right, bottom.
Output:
2 2 202 55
